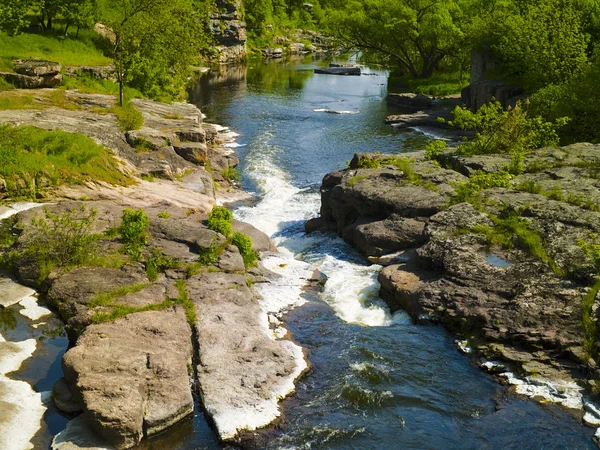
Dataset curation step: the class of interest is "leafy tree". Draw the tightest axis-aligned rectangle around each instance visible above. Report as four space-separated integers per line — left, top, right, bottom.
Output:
0 1 32 35
325 0 472 78
97 0 210 105
61 0 98 37
489 0 589 90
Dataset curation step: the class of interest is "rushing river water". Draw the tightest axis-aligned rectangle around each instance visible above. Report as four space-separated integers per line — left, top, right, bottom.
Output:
185 56 597 449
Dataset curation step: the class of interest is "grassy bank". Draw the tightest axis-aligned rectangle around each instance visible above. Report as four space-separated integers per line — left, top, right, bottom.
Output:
0 124 132 199
0 29 111 72
388 72 469 97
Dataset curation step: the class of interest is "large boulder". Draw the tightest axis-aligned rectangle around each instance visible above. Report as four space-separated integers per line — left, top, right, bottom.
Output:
62 307 194 449
189 272 303 440
0 60 62 88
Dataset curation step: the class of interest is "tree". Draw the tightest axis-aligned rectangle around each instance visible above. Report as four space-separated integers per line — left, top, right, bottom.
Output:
99 0 210 105
325 0 472 78
61 0 98 37
0 0 34 35
490 0 589 90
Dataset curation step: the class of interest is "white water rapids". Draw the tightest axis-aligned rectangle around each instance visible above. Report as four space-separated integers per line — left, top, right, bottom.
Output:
232 130 411 327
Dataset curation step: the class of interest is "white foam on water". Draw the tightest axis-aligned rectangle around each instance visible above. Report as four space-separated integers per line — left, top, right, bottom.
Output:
19 295 52 321
0 202 55 449
314 109 360 115
500 372 584 410
234 130 410 328
0 338 47 450
0 202 42 220
224 142 246 148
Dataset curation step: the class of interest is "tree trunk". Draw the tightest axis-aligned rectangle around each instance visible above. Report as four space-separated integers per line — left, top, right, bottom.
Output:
47 15 52 30
76 27 80 38
119 76 124 106
64 22 70 37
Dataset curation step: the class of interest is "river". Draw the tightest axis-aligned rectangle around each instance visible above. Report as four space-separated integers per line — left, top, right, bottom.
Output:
185 56 596 449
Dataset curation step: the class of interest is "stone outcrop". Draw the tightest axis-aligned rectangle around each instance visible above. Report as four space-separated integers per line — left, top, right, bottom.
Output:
460 48 525 111
0 59 62 88
210 0 247 63
5 200 305 449
309 146 600 396
62 307 194 449
386 93 433 111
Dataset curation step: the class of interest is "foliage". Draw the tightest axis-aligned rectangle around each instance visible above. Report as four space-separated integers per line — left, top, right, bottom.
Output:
0 125 131 199
388 71 469 96
448 101 568 174
488 0 590 91
452 170 512 204
101 0 210 104
231 232 257 268
325 0 471 78
221 167 241 182
425 140 447 161
197 238 224 265
118 208 149 261
174 279 196 324
62 74 143 99
111 102 144 131
24 206 100 276
145 246 179 281
581 280 600 359
207 206 233 237
528 51 600 144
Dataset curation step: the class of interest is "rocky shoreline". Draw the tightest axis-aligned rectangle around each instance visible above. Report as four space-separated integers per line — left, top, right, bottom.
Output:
307 147 600 441
0 94 312 449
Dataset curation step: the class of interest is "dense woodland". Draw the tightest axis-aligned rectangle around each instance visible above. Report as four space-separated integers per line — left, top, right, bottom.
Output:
1 0 599 143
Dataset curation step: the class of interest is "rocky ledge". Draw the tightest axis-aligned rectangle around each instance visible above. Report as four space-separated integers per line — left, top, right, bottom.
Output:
2 200 304 449
307 146 600 408
0 95 308 448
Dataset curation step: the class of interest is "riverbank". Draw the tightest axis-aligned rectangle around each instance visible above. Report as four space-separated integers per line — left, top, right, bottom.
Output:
308 148 600 443
0 92 313 449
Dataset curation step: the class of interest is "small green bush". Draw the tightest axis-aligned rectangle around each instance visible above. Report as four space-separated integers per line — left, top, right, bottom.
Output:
119 209 149 261
197 238 224 266
221 167 241 182
452 171 512 205
425 140 446 161
23 206 100 281
145 246 179 281
231 232 257 268
111 102 144 131
207 206 233 237
446 101 568 175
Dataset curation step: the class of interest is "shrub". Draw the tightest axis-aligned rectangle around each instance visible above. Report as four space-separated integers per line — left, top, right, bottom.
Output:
119 209 149 261
145 246 179 281
425 140 446 161
452 171 512 205
23 206 99 279
111 102 144 131
207 206 233 237
231 232 258 268
197 238 224 266
221 167 241 182
447 101 568 175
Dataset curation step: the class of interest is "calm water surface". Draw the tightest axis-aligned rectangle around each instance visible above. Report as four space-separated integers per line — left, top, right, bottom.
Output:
142 57 595 449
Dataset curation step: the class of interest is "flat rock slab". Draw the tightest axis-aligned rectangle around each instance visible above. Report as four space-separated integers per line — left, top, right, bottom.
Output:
62 308 194 449
188 272 302 441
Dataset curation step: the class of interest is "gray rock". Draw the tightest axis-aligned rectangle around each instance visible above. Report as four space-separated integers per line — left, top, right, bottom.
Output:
188 272 301 440
62 307 194 449
218 245 246 272
386 93 433 111
125 128 170 151
52 415 116 450
52 377 82 414
0 71 62 88
173 142 208 165
14 59 61 76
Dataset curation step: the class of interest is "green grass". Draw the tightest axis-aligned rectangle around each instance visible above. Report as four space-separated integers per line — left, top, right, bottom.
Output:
88 283 151 308
111 102 144 131
0 89 82 111
388 71 469 97
0 29 111 69
0 124 132 199
62 74 143 99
